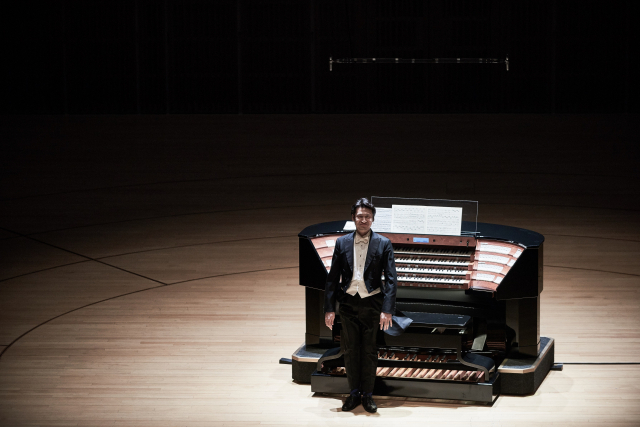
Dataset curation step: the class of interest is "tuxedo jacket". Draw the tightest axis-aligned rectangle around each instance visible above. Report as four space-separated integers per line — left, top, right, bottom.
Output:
324 230 397 315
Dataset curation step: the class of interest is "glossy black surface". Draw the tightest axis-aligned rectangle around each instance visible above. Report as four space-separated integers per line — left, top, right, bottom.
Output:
299 221 544 248
474 222 544 247
311 371 500 403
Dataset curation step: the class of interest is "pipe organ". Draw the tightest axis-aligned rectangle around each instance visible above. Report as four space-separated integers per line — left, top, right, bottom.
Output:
292 221 554 403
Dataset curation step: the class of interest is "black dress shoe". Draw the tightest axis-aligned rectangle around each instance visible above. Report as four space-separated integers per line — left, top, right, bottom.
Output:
362 394 377 413
342 394 361 411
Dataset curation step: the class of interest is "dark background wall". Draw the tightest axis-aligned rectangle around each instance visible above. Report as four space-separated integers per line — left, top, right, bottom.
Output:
3 0 638 114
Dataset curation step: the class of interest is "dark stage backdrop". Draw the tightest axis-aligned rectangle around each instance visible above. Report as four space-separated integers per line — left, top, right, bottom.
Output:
3 0 638 114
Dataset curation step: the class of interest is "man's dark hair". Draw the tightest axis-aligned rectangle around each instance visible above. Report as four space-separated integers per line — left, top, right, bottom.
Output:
351 198 376 218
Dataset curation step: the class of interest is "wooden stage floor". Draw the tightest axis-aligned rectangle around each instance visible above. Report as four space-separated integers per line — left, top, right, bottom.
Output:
0 115 639 426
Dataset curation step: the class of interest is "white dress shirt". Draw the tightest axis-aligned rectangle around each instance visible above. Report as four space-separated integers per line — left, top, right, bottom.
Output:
346 230 381 298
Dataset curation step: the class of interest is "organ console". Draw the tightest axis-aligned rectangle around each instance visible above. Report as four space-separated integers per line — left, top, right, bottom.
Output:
292 219 555 403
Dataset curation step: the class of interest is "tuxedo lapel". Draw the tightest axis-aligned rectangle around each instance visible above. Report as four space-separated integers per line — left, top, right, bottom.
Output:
363 231 380 272
344 232 355 273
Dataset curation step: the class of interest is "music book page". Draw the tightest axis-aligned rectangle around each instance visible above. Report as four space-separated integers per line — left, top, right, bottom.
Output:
371 207 393 232
425 206 462 235
391 205 428 233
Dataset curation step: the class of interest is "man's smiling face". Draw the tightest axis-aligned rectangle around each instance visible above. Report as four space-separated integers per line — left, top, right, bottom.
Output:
352 207 374 236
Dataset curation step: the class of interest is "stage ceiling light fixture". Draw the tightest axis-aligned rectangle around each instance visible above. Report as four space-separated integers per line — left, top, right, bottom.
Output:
329 55 509 71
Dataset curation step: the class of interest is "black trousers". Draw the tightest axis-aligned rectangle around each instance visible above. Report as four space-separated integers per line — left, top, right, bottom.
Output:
339 292 383 393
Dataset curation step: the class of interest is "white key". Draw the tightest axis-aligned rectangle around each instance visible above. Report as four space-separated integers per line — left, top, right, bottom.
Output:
396 267 466 276
394 248 472 257
398 276 468 284
395 257 470 266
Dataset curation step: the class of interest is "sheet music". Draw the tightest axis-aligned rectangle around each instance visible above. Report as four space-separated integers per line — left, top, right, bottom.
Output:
391 205 427 233
425 206 462 235
371 207 392 232
343 221 356 231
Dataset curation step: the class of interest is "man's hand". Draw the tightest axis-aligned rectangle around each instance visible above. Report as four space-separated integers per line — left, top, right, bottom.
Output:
380 312 392 331
325 312 335 330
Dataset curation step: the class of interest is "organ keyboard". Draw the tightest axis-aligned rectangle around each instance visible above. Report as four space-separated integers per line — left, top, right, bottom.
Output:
312 233 525 292
329 351 488 382
294 220 554 402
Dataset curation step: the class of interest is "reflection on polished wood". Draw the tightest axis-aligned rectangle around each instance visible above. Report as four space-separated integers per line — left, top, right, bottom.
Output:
0 115 639 426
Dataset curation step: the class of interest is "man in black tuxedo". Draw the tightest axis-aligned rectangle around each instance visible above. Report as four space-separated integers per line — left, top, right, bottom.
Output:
324 198 397 413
